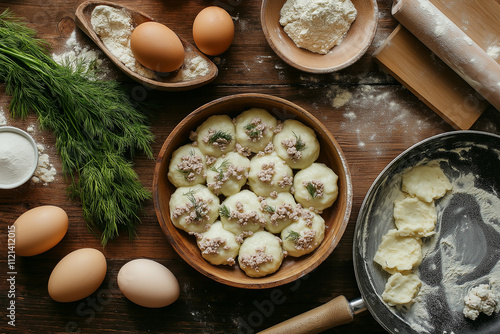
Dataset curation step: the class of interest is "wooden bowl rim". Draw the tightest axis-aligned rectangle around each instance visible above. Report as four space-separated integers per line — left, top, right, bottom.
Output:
153 93 353 288
260 0 378 73
75 1 218 91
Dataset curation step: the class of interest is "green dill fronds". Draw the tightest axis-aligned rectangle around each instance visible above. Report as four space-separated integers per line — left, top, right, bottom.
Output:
210 159 230 180
183 188 206 221
209 130 232 144
0 10 154 245
292 131 306 151
305 181 318 199
244 123 261 138
219 204 230 218
263 205 275 213
286 230 301 241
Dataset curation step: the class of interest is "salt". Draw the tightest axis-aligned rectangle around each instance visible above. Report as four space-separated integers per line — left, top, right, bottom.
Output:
0 131 36 186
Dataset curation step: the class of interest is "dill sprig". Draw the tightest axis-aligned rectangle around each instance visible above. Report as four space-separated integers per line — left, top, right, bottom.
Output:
263 205 275 213
286 230 301 241
0 10 154 246
305 181 318 199
209 130 232 144
183 188 206 221
244 123 261 138
219 204 230 219
293 131 306 151
210 159 230 180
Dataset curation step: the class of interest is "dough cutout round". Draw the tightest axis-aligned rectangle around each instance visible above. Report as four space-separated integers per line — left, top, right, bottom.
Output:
195 115 236 157
197 221 240 266
373 229 422 274
273 119 320 169
393 196 437 237
382 273 422 306
248 152 293 197
169 184 220 234
281 211 325 257
402 165 452 203
219 190 266 237
238 231 284 277
293 162 338 211
206 152 250 197
168 144 206 188
234 108 278 153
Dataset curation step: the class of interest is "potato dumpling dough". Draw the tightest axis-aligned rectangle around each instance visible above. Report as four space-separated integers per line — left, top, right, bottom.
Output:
168 144 206 188
248 152 293 197
393 197 437 237
206 152 250 197
169 184 220 234
281 211 325 257
261 192 300 234
234 108 278 153
238 231 284 277
273 119 320 169
195 115 236 157
382 273 422 306
293 162 338 211
402 165 452 203
373 229 422 274
197 221 240 266
220 190 266 237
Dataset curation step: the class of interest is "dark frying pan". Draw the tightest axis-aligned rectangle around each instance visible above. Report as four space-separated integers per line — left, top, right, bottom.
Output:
260 131 500 334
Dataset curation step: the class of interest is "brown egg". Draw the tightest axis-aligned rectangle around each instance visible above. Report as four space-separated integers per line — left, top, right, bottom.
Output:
193 6 234 56
13 205 68 257
130 22 185 72
117 259 180 308
48 248 107 302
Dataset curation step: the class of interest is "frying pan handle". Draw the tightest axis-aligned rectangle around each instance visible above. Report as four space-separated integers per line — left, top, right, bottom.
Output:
258 295 362 334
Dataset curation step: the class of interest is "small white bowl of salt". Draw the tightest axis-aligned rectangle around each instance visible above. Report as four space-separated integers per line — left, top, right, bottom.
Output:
0 126 38 189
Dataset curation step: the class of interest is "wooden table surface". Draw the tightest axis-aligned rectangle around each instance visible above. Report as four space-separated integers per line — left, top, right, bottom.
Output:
1 0 499 333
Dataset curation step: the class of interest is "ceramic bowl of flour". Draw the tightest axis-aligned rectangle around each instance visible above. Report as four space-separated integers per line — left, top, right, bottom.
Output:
261 0 378 73
0 126 38 189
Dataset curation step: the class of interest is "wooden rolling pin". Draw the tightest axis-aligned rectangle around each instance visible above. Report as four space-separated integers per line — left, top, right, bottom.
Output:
392 0 500 112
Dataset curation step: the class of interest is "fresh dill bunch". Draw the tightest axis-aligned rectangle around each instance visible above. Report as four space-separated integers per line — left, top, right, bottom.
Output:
305 181 318 199
285 230 301 241
210 159 230 180
292 131 307 151
0 10 154 245
209 130 232 144
183 189 206 221
263 205 275 213
219 204 230 219
244 123 261 138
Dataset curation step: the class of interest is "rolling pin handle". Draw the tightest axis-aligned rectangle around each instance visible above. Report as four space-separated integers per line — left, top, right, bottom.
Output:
258 295 358 334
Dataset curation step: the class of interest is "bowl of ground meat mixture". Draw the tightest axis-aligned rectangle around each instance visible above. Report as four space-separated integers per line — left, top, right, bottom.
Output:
153 93 352 288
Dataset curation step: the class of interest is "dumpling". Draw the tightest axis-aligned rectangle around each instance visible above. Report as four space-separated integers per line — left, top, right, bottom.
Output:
273 119 320 169
247 152 293 197
169 184 220 234
197 221 240 266
206 152 250 197
238 231 284 277
234 108 278 153
260 192 300 234
281 210 325 257
195 115 236 157
219 190 266 238
373 229 422 274
401 165 452 203
168 144 206 187
293 163 338 211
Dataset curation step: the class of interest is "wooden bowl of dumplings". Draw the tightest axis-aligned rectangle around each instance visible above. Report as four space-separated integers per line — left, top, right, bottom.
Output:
153 93 353 288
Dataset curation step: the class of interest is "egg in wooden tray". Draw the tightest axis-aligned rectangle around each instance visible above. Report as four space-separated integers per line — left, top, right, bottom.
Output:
153 93 353 288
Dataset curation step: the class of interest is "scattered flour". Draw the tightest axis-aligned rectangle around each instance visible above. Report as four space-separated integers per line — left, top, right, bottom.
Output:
52 30 110 80
32 143 57 185
175 56 210 81
0 107 6 126
327 85 353 108
487 44 500 61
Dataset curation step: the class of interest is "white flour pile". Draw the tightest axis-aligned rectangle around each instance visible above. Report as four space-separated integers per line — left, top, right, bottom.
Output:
279 0 357 54
0 132 36 186
31 143 57 184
